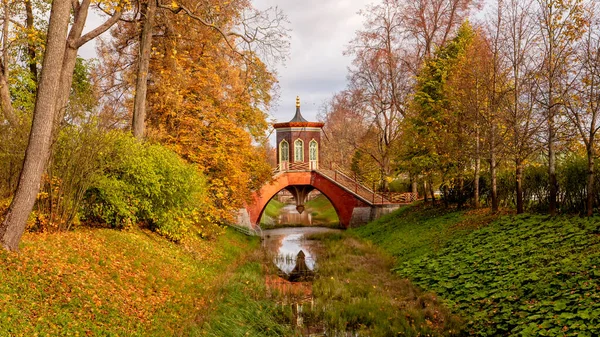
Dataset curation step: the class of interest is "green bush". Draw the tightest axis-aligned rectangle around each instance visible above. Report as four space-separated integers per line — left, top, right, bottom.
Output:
82 132 209 241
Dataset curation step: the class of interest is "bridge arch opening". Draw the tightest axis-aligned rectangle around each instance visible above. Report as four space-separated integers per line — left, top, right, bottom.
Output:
258 187 341 228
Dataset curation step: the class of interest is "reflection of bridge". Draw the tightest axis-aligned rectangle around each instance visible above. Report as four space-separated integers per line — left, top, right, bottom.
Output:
236 97 416 230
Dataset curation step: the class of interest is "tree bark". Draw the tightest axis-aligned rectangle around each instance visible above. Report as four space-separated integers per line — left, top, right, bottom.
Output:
548 111 557 215
0 0 71 251
516 159 524 214
423 180 429 202
428 177 435 204
0 0 17 127
474 104 480 208
490 138 498 213
0 73 17 126
132 0 157 139
25 0 37 82
586 147 594 217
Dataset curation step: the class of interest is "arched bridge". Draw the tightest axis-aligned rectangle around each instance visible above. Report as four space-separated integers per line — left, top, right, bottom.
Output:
236 164 416 230
234 96 416 232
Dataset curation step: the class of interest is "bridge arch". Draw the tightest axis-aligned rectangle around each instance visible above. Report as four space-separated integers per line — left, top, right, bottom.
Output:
255 186 341 226
246 171 370 228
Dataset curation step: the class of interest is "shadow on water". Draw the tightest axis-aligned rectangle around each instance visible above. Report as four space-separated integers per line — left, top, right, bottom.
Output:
262 227 345 336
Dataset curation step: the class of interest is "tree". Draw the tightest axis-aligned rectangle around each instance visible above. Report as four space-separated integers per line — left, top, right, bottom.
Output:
500 0 544 214
345 1 410 189
565 3 598 216
130 0 289 139
535 0 587 215
1 0 125 251
401 0 480 60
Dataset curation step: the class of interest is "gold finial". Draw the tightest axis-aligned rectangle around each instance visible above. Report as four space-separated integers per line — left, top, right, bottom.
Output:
296 96 300 108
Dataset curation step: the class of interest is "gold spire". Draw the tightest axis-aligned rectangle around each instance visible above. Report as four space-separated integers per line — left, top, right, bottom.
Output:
296 96 300 108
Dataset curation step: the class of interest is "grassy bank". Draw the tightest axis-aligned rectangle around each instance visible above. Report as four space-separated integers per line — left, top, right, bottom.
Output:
0 228 253 336
306 195 339 226
353 205 600 336
309 232 464 336
200 250 296 336
262 199 285 220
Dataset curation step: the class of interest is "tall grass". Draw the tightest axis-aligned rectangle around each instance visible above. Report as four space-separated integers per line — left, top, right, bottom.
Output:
308 232 464 336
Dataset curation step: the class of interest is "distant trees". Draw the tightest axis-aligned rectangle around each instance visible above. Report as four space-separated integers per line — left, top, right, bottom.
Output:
322 0 600 215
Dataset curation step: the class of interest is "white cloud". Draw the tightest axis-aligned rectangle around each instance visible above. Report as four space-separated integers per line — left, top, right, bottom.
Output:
254 0 372 125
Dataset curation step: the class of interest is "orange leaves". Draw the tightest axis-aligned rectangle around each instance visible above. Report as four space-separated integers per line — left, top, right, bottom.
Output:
144 15 274 222
0 228 238 335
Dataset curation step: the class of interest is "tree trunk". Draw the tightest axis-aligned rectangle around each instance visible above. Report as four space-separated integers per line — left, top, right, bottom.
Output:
516 159 524 214
0 74 17 126
411 173 418 196
0 0 16 127
548 116 557 215
474 118 480 208
491 146 498 213
423 180 429 202
132 0 157 139
25 0 37 82
586 146 594 217
428 177 435 204
0 0 71 251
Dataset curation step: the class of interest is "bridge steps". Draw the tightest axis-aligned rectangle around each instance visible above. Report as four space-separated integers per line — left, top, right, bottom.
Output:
316 169 390 205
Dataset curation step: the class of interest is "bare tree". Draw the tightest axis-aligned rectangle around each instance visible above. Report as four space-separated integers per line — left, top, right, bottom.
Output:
535 0 587 215
500 0 544 214
565 2 598 216
401 0 480 61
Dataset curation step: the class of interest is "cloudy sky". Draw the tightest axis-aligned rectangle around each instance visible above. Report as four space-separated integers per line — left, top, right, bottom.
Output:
253 0 373 124
80 0 374 126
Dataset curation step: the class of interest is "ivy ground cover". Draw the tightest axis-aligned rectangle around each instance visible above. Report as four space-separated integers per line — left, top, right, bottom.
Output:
354 206 600 336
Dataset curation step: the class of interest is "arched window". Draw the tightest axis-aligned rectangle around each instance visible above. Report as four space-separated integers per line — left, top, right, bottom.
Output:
294 139 304 162
279 140 289 162
309 140 318 162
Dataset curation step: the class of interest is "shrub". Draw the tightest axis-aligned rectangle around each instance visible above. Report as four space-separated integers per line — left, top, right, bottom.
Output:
82 132 211 241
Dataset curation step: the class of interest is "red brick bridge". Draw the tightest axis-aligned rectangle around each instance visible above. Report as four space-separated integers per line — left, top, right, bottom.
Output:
235 97 415 231
236 163 415 230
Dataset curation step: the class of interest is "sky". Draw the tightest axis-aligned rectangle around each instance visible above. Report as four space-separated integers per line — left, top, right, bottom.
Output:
252 0 373 125
79 0 374 126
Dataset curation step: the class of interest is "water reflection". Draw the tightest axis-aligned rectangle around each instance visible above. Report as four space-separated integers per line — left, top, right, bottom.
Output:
263 227 340 275
278 204 312 226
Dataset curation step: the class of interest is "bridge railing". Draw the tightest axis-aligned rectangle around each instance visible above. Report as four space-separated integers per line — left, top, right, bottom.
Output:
322 163 418 205
274 161 311 173
271 162 418 205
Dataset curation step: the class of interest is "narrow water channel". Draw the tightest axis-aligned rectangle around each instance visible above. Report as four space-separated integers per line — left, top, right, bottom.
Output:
262 226 342 336
262 227 341 274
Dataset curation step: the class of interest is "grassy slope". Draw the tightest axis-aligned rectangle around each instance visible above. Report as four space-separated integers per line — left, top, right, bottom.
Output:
262 199 285 220
352 205 600 336
305 195 339 226
200 250 296 337
0 228 253 336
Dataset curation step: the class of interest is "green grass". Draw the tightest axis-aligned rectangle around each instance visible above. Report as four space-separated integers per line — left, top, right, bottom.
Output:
353 205 600 336
0 228 253 336
305 195 340 226
307 232 464 336
262 198 285 220
200 251 296 336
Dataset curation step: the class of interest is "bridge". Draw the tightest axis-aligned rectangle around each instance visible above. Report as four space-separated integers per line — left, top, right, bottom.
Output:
235 97 415 232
